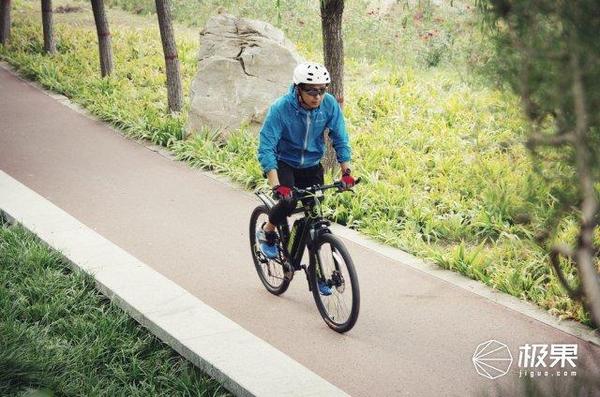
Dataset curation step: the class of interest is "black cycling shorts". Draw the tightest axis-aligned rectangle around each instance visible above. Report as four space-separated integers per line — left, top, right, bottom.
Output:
268 161 324 226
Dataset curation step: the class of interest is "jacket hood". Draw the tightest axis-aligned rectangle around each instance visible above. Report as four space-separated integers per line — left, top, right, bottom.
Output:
285 84 301 112
285 84 317 114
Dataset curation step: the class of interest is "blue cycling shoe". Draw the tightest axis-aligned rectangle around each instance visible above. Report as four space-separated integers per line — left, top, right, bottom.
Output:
318 280 333 296
256 227 279 259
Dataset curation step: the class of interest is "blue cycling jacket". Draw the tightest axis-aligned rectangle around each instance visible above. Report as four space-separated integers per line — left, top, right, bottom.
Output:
258 85 351 173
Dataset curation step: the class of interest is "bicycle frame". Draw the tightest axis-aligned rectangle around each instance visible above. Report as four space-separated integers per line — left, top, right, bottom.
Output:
254 179 359 284
284 214 325 267
252 179 361 332
255 188 331 266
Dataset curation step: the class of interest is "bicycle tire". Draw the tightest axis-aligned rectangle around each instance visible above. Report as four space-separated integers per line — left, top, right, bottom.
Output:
310 233 360 333
249 205 290 295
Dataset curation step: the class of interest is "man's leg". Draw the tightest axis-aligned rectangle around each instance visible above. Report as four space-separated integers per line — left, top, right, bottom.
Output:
264 161 297 232
258 163 298 258
295 163 325 209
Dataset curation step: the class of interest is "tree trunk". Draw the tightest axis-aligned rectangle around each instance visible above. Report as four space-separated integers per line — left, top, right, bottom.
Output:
41 0 56 54
0 0 11 45
90 0 113 77
155 0 183 113
321 0 345 174
570 53 600 328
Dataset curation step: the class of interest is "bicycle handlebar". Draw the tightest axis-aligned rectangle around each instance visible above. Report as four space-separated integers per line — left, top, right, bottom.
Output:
292 177 362 199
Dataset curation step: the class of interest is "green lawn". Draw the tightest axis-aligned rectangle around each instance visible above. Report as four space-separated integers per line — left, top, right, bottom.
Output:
0 0 596 326
0 219 229 396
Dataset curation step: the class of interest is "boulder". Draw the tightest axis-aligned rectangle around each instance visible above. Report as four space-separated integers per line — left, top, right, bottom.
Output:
187 14 304 140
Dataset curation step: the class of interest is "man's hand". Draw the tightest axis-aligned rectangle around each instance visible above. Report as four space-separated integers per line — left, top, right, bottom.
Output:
272 185 293 200
340 169 355 190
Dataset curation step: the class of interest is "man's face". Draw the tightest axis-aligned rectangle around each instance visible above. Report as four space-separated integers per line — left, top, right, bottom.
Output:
299 84 328 109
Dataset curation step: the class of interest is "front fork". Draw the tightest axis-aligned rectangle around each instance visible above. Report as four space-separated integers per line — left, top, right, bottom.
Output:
304 222 332 291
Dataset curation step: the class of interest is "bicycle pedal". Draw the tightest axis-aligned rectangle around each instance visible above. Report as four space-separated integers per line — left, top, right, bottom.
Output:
283 262 295 281
284 270 294 281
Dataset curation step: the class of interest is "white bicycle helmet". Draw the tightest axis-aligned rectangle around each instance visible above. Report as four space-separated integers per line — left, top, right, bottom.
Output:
293 62 331 85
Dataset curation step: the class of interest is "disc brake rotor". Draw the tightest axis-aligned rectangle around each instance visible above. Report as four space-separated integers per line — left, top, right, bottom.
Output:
331 270 345 293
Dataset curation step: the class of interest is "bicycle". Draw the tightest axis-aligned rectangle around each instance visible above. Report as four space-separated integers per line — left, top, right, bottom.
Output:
249 179 361 333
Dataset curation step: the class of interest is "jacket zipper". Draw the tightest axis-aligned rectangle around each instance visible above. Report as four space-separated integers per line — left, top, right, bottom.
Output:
300 111 311 166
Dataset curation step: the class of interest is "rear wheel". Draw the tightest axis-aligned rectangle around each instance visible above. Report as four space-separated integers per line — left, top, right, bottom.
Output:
310 233 360 333
249 205 290 295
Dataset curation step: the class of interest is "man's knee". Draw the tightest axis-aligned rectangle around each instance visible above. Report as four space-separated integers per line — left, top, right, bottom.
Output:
269 198 297 225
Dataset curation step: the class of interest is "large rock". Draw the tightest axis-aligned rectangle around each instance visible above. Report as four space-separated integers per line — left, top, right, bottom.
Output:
187 14 304 139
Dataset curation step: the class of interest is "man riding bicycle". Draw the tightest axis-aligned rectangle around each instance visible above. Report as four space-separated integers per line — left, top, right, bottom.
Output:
257 61 356 295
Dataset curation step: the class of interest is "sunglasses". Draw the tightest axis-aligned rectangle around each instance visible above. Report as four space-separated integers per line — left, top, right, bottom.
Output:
301 86 327 97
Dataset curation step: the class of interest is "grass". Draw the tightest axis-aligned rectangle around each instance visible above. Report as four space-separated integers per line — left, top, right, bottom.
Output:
0 0 597 327
0 218 230 396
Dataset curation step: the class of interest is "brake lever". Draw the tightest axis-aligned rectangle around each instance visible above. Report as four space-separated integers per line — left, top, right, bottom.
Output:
335 176 361 194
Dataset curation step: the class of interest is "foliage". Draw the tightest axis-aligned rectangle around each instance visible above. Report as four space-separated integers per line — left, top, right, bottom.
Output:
477 0 600 326
2 1 195 147
477 0 600 185
477 1 600 130
0 0 596 325
0 222 229 396
476 1 600 199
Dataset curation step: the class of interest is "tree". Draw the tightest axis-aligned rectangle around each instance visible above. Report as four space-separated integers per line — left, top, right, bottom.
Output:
41 0 56 54
320 0 344 174
0 0 11 45
478 1 600 328
90 0 113 77
155 0 183 113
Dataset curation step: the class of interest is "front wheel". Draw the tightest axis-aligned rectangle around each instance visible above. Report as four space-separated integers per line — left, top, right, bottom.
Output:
310 233 360 333
249 205 290 295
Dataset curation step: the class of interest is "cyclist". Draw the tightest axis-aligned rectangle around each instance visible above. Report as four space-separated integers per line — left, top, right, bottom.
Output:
257 62 355 293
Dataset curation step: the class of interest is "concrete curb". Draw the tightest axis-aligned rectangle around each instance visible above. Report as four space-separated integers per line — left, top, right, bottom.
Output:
0 170 349 397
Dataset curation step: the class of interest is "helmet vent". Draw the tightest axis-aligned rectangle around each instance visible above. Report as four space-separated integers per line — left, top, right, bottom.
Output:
293 62 330 85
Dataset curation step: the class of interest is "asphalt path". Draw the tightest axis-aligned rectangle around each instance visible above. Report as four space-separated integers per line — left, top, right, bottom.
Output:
1 65 599 396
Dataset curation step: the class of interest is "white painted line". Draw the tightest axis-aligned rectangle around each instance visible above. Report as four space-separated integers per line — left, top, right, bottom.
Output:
0 170 349 397
331 224 600 347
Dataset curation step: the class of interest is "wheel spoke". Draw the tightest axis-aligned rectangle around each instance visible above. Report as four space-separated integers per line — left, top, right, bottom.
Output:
263 260 284 282
316 239 355 327
250 206 290 295
325 288 349 323
333 290 349 316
